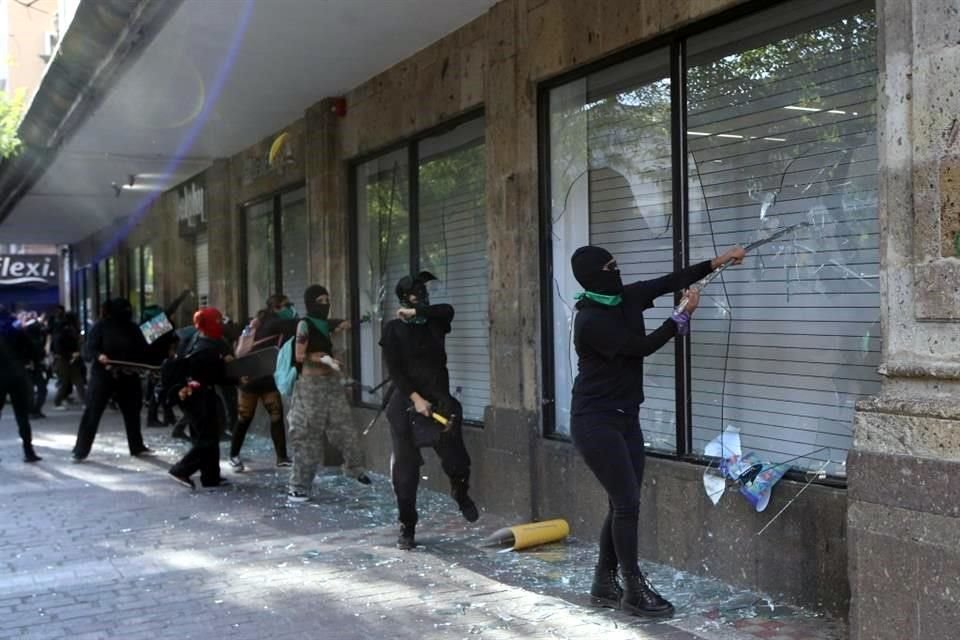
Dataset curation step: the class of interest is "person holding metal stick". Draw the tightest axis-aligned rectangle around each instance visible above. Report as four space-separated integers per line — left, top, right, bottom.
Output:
569 244 744 618
380 272 478 551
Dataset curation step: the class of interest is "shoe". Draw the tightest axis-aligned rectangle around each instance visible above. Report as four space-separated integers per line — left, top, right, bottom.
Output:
23 447 42 463
397 524 416 550
287 490 310 503
168 471 195 490
71 453 86 463
146 418 165 428
356 473 372 485
589 566 622 608
276 457 293 468
451 478 479 523
131 448 155 457
54 404 68 412
202 478 231 488
29 412 46 420
619 571 674 618
229 456 245 472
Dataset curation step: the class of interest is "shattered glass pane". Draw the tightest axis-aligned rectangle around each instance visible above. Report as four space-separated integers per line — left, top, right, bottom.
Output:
686 7 880 477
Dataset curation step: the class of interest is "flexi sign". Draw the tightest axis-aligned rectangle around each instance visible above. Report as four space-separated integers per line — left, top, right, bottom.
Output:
0 255 58 287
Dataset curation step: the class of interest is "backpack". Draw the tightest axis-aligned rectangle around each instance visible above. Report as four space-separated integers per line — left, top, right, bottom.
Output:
273 336 297 397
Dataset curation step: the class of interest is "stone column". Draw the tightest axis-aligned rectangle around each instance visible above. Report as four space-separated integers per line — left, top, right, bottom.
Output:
205 159 237 318
848 1 960 638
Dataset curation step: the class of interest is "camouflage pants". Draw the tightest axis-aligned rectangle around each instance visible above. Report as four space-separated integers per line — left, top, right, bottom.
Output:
287 374 365 494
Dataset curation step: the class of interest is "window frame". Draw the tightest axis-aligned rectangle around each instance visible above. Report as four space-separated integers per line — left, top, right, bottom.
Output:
348 108 487 422
239 181 306 320
537 0 872 488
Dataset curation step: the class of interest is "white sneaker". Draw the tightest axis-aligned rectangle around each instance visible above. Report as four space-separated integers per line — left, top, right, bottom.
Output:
229 456 245 472
287 490 310 503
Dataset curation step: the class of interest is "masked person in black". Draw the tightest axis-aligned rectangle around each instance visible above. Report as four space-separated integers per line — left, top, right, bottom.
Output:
72 298 152 462
168 307 236 489
569 244 744 618
21 312 50 419
51 312 86 408
380 272 478 550
229 293 297 471
0 306 42 462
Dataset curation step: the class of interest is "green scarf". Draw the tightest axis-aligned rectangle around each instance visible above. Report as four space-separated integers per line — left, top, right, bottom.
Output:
575 291 623 307
306 316 330 336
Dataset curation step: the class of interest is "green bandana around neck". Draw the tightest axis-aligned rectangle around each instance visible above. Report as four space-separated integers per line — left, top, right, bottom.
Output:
277 306 297 320
575 291 623 307
306 316 330 336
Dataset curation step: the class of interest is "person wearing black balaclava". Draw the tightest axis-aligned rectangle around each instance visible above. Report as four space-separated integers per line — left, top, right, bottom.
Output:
379 271 478 550
286 285 369 502
0 306 42 462
72 298 153 462
228 293 297 471
569 244 745 618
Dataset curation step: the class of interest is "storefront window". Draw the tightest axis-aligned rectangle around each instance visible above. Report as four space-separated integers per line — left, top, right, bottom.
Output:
245 199 275 317
418 119 489 421
355 149 410 404
281 187 308 313
128 247 141 319
543 0 878 475
548 49 676 449
353 115 490 418
142 245 156 309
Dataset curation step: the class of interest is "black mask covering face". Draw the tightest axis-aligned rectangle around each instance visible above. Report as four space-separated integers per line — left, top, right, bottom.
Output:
395 271 437 309
109 298 134 323
571 246 623 295
304 285 330 319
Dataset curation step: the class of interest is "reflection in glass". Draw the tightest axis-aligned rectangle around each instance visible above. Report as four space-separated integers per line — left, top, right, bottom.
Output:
686 3 879 476
418 118 488 422
245 200 275 317
356 150 410 403
548 49 676 448
281 188 309 313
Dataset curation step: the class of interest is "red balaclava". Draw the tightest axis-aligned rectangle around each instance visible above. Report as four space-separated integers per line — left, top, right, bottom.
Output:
193 307 224 340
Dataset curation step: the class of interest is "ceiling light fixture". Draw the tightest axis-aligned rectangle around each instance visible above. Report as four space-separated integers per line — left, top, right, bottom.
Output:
687 131 711 136
716 134 744 139
784 105 822 112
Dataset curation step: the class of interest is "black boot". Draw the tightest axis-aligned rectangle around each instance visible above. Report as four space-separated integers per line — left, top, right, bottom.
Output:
620 571 674 618
450 477 479 523
589 566 622 608
397 524 416 551
23 445 42 463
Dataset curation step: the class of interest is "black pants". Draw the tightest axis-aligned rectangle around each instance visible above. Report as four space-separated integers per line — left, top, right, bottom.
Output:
387 394 471 527
0 373 33 447
571 411 645 575
73 369 146 458
170 388 222 486
53 356 86 406
31 366 48 413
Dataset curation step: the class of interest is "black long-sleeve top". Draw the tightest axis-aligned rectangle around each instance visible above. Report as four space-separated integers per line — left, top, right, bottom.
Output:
83 318 149 373
379 304 454 403
571 260 713 416
0 322 37 377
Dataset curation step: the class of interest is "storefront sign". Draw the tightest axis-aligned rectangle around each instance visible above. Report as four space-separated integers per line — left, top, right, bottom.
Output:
0 254 58 287
177 181 206 236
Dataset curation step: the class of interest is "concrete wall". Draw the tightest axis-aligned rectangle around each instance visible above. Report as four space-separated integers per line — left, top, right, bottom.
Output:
5 0 58 100
847 0 960 637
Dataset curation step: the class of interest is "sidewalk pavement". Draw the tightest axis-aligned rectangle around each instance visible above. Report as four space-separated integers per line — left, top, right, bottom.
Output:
0 406 846 640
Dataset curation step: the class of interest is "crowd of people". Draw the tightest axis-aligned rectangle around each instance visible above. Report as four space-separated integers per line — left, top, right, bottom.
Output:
1 241 747 619
0 277 480 555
